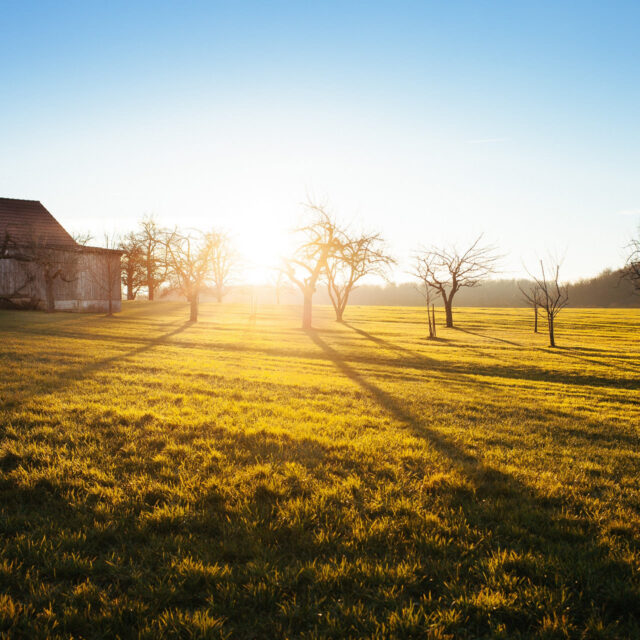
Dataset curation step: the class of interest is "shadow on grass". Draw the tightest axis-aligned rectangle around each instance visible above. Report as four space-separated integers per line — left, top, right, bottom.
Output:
1 323 639 637
303 328 639 632
11 320 640 397
453 326 522 347
0 321 192 409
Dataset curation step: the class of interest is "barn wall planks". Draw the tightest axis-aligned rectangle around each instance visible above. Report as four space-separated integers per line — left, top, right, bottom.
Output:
0 249 121 312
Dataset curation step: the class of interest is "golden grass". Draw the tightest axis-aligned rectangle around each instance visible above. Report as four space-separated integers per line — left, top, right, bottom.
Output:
0 302 639 638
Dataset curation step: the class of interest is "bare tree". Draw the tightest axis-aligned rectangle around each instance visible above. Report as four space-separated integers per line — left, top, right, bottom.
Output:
0 236 37 308
518 281 544 333
87 234 122 316
268 269 294 304
119 231 145 300
72 231 93 246
412 259 438 338
1 229 80 312
209 230 239 303
138 216 168 301
526 260 569 347
325 230 395 322
622 229 640 293
283 203 342 329
413 236 500 328
164 228 217 322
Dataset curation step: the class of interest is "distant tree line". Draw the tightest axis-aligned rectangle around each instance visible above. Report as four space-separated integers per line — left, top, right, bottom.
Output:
315 270 638 309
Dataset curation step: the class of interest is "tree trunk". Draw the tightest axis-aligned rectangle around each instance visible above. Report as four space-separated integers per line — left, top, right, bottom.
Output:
335 307 344 322
548 314 556 347
444 300 453 328
427 303 433 337
44 273 55 313
190 296 199 322
107 265 113 316
431 304 437 338
126 273 135 300
302 290 312 329
533 304 538 333
147 261 155 300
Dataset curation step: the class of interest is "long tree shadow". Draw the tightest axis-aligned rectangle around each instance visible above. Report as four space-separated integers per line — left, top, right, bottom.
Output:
454 326 522 347
545 345 640 375
1 321 192 409
304 328 640 633
9 322 640 405
339 324 640 391
342 322 421 355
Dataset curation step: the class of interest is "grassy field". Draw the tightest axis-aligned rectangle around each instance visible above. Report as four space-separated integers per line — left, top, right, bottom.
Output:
0 302 639 639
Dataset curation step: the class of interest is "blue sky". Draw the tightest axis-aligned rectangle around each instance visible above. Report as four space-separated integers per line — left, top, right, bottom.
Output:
1 1 639 281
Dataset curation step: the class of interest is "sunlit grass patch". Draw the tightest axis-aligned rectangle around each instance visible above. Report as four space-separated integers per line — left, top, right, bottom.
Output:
0 302 639 638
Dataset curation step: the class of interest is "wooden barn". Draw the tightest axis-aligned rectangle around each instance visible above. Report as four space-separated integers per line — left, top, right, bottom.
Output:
0 197 122 313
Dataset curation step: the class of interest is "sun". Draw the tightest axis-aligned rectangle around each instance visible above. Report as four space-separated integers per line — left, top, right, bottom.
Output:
237 228 290 286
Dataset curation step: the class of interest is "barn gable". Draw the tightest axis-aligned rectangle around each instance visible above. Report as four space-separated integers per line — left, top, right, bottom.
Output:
0 198 77 248
0 197 122 313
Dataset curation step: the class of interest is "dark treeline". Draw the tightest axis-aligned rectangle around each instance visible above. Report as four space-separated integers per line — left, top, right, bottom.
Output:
231 269 639 308
345 270 639 308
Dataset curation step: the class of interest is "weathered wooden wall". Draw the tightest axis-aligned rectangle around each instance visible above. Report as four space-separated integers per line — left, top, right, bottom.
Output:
0 249 122 312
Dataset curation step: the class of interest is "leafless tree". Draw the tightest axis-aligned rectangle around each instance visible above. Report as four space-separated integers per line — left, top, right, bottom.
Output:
138 216 169 301
164 228 217 322
413 236 500 328
526 260 569 347
1 229 80 312
119 231 146 300
267 269 294 304
283 203 342 329
72 231 93 246
621 229 640 293
518 282 544 333
325 230 395 322
209 230 239 303
87 234 122 316
412 259 438 338
0 236 37 308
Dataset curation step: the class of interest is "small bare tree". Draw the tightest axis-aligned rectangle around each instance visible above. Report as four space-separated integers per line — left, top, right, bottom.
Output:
414 236 500 328
138 216 169 301
412 259 438 338
0 235 37 308
87 234 122 316
264 269 294 304
622 229 640 293
325 230 395 322
283 203 342 329
119 232 146 300
518 282 544 333
164 228 216 322
72 231 93 246
209 231 239 303
526 260 569 347
1 229 80 312
272 270 290 304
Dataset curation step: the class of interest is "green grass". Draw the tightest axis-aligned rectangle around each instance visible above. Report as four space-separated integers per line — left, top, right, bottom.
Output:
1 302 639 639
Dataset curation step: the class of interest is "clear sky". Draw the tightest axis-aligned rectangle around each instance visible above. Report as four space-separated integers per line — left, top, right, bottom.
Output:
1 0 639 282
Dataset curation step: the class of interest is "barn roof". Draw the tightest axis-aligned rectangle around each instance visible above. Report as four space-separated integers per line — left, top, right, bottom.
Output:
0 197 78 248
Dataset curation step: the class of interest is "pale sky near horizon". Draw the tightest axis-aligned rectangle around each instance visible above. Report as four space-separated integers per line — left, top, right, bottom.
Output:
1 1 639 283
